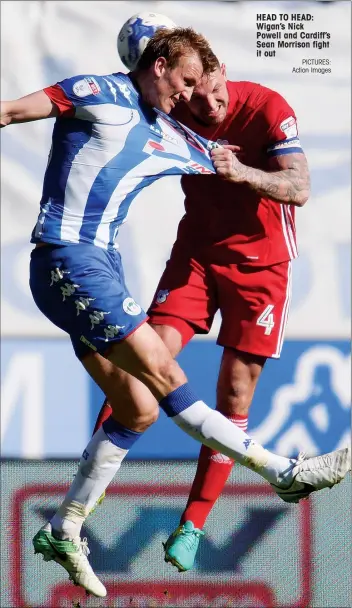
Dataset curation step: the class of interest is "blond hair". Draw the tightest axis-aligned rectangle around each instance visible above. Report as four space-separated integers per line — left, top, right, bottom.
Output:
137 27 220 74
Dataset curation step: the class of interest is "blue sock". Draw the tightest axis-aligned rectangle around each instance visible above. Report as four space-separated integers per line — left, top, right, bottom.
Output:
102 416 143 449
159 383 200 417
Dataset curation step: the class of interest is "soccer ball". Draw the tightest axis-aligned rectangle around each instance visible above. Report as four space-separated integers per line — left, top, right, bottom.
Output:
117 12 177 71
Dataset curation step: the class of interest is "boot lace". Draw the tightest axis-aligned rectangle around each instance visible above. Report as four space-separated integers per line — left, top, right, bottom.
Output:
297 451 334 471
179 527 204 551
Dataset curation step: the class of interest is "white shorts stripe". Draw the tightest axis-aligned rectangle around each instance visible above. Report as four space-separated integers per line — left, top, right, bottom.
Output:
280 205 297 260
284 205 298 258
272 260 292 358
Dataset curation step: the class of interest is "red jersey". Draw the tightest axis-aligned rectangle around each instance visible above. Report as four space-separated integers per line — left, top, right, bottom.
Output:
172 81 302 266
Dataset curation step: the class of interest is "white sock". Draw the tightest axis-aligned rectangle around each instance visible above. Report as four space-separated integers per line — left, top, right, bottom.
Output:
173 401 295 485
51 427 128 539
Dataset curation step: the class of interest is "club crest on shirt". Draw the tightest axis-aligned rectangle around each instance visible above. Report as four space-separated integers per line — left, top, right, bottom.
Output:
73 77 101 97
123 297 142 315
155 289 170 304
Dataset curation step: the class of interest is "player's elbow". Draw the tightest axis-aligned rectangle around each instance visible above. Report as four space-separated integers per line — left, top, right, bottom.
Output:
294 188 310 207
290 174 310 207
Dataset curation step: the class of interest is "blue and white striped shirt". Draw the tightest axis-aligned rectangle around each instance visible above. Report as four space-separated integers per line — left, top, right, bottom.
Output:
31 73 216 250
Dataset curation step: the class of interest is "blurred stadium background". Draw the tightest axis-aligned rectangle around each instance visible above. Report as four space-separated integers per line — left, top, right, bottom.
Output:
1 1 351 606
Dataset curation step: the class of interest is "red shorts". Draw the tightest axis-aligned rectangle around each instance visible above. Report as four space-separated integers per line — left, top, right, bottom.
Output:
148 252 292 359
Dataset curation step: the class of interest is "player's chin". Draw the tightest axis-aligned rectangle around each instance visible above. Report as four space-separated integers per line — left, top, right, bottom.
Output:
210 108 226 124
202 115 222 126
201 110 224 125
161 99 174 114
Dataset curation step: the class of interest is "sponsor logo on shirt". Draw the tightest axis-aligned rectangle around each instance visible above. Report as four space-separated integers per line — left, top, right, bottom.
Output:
183 160 214 175
123 297 142 316
73 77 101 98
158 114 208 154
152 123 178 146
279 116 298 139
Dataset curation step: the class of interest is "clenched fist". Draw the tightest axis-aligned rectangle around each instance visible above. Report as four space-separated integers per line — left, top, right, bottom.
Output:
210 145 247 183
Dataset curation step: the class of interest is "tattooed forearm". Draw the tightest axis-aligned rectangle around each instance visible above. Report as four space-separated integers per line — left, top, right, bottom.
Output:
211 146 311 206
240 156 310 206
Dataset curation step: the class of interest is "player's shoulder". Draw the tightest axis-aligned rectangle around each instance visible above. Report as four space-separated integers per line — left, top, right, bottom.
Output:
228 80 292 114
60 74 104 98
58 72 136 107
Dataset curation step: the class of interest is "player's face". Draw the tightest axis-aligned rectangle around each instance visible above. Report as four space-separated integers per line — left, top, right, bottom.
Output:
187 66 229 125
152 53 203 114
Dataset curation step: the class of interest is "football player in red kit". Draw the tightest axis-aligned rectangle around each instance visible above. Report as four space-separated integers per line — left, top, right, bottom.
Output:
93 59 311 571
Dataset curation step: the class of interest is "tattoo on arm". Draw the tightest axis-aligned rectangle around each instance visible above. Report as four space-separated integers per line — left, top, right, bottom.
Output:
241 154 310 206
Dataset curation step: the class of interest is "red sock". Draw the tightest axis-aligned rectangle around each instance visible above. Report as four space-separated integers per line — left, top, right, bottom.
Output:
180 414 248 529
92 398 112 435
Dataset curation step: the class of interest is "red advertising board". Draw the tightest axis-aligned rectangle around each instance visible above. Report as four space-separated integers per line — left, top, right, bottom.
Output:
10 482 312 607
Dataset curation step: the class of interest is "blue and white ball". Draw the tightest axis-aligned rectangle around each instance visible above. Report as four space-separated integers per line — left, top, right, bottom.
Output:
117 12 177 71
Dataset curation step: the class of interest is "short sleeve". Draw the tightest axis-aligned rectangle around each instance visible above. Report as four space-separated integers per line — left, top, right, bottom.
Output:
43 84 75 117
261 92 304 158
43 75 107 119
43 74 136 122
55 75 106 107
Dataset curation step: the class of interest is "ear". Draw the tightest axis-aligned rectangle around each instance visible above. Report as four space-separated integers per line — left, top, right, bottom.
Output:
154 56 167 78
220 63 227 80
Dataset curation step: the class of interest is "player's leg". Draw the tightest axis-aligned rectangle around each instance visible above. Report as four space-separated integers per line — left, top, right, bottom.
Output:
86 255 350 523
90 246 214 434
47 250 270 555
89 323 183 512
91 323 184 435
29 244 215 596
163 260 351 571
163 261 271 570
30 247 351 591
63 253 215 536
180 349 266 526
164 348 266 571
54 318 298 546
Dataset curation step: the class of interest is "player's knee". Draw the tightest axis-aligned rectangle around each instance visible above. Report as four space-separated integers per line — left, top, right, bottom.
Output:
217 379 253 416
130 406 159 432
109 399 159 433
151 355 187 394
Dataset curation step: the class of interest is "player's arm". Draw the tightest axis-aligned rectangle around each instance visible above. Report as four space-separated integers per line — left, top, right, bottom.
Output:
212 148 310 207
211 94 310 207
0 90 60 127
0 75 105 128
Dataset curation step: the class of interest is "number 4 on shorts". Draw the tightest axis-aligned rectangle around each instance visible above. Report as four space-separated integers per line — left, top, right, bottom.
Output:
256 305 275 335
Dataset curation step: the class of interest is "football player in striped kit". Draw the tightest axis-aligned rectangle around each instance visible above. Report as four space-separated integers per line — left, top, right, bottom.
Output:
1 30 350 598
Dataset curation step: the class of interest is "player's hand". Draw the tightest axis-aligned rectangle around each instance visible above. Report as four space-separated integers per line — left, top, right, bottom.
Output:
211 145 247 183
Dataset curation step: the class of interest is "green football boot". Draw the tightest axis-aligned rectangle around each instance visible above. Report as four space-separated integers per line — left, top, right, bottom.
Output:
163 520 204 572
33 523 106 597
